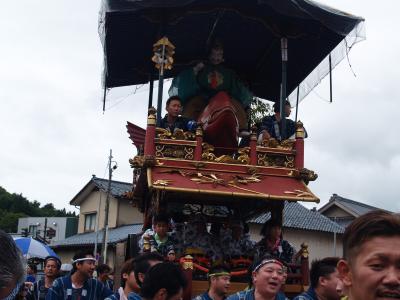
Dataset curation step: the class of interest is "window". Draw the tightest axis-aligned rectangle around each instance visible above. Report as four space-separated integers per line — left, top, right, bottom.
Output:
29 225 38 237
84 213 97 232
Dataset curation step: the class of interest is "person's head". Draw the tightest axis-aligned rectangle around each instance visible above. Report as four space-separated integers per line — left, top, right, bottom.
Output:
72 250 96 279
337 211 400 300
166 247 176 262
165 96 182 119
134 252 164 287
192 214 207 234
260 219 282 241
153 214 169 239
273 100 291 118
27 264 37 275
97 263 112 282
0 231 26 299
251 255 286 298
121 258 140 292
141 262 187 300
208 41 224 65
310 257 342 300
44 256 61 279
208 265 231 297
230 221 244 240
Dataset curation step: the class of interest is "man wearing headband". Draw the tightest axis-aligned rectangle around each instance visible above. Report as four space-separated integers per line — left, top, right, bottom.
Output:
46 250 113 300
26 256 61 300
193 265 231 300
227 255 288 300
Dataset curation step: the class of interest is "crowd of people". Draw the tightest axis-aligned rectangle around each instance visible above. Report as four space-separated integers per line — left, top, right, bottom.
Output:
1 210 399 300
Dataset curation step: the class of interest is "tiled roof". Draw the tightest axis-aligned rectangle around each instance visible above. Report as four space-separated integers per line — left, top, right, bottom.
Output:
248 201 344 234
325 194 384 216
92 177 133 198
51 224 142 248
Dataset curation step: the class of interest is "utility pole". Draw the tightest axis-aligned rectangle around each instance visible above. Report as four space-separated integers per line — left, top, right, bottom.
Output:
101 149 114 264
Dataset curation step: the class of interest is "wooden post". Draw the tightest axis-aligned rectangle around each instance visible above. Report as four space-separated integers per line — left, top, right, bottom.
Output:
249 125 257 165
295 121 305 169
300 243 310 286
181 255 193 300
144 107 157 156
194 126 203 161
114 242 126 292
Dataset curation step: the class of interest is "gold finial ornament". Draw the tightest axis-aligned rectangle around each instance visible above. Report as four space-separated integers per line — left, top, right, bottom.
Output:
152 36 175 71
300 243 309 258
147 109 156 125
296 121 305 138
181 255 194 270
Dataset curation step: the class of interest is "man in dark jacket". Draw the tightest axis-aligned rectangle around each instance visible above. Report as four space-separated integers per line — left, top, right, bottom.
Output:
46 250 112 300
159 96 196 133
293 257 343 300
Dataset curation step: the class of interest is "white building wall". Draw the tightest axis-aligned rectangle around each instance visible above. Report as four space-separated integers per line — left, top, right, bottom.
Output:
17 217 71 242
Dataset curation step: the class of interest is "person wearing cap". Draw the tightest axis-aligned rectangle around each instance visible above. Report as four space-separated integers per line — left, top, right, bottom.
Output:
227 255 288 300
254 219 295 264
220 221 255 260
46 250 112 300
26 256 61 300
193 265 231 300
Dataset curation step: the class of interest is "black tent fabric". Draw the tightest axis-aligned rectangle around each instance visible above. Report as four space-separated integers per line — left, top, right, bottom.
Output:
99 0 364 102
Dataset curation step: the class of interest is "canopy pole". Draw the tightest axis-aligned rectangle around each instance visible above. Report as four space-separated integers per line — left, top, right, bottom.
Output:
280 37 288 140
148 75 154 109
156 45 165 126
295 86 300 124
102 87 107 113
329 54 333 103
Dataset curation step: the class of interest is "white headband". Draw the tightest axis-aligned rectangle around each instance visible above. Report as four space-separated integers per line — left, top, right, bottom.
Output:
72 257 96 264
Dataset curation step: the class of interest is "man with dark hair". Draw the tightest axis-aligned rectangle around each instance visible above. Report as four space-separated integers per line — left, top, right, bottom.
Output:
27 264 38 283
193 265 231 300
337 211 400 300
46 249 112 300
140 262 187 300
97 264 114 291
293 257 342 300
160 96 196 133
133 252 164 288
105 259 140 300
258 100 304 141
227 255 288 300
27 256 61 300
0 230 26 300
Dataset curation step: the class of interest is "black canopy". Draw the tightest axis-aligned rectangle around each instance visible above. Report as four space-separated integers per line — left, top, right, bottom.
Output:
99 0 364 102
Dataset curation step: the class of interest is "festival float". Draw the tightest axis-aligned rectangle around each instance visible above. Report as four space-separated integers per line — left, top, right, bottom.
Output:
99 0 365 297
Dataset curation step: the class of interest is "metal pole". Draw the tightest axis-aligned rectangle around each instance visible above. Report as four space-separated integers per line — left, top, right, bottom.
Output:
280 38 288 140
295 86 300 124
44 217 47 244
148 76 154 109
329 54 333 103
94 191 102 259
101 149 113 264
156 44 166 126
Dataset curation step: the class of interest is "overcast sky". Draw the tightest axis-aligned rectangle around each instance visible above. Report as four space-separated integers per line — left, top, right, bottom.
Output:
0 1 399 213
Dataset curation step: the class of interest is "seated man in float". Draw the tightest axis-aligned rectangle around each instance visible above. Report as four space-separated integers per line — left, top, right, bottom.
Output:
169 41 252 109
220 220 255 260
139 214 178 258
169 42 252 153
159 96 196 133
258 100 307 142
183 214 223 262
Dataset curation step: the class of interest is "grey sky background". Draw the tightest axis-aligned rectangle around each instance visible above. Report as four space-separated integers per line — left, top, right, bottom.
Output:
0 1 399 213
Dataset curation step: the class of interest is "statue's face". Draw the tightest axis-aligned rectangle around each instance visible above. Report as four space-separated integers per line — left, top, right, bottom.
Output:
209 48 224 65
